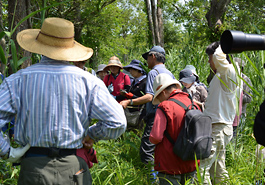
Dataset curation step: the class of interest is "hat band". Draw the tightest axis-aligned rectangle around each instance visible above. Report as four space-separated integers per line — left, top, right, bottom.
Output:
36 31 75 48
109 60 120 64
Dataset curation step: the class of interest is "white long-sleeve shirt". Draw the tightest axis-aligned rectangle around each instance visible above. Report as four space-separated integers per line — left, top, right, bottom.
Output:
203 46 238 124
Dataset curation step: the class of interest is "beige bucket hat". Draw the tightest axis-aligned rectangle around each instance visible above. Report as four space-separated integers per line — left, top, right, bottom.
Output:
152 73 182 105
17 17 93 62
104 56 123 71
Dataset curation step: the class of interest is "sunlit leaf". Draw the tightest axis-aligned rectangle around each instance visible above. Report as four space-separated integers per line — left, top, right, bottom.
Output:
10 39 18 72
0 46 7 65
0 32 5 40
17 57 31 67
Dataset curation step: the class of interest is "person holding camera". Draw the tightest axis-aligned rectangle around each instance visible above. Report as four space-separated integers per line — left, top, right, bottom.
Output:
199 41 238 184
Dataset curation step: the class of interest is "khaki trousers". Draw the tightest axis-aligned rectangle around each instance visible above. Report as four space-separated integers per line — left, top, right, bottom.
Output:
199 123 233 185
18 155 92 185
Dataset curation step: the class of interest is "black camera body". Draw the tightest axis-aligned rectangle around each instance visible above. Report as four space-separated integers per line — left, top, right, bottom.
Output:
220 30 265 54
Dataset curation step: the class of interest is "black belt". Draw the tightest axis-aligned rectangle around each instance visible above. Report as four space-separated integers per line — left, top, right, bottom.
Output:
25 147 76 158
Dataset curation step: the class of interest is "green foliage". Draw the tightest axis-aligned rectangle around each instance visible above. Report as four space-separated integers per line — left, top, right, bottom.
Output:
1 0 265 184
2 41 265 184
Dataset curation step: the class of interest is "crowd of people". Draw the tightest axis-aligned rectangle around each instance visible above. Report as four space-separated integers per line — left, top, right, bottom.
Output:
0 17 254 185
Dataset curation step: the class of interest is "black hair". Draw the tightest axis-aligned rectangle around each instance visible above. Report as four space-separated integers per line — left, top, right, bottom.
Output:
206 41 220 55
206 41 232 64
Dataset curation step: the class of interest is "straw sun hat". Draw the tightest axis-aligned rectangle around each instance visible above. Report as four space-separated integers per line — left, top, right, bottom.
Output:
104 56 123 71
17 17 93 62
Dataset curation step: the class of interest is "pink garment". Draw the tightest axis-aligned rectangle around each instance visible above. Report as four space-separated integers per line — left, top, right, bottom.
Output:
76 148 98 168
233 91 243 126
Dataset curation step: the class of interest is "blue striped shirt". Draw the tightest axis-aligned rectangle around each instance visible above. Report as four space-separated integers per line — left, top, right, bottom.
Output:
0 57 126 156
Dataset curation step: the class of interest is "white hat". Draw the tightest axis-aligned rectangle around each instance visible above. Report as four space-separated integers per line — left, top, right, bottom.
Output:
96 64 107 74
152 73 182 105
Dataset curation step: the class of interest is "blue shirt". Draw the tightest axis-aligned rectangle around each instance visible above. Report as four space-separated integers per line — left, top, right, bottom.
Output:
145 64 175 116
134 74 147 86
0 57 126 156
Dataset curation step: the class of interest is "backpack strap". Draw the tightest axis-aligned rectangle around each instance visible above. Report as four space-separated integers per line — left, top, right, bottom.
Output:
154 68 159 74
163 98 190 145
168 98 188 111
158 107 175 145
169 98 199 111
107 74 110 85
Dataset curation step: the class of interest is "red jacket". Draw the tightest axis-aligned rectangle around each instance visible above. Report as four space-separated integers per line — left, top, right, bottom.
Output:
150 90 200 175
103 72 131 102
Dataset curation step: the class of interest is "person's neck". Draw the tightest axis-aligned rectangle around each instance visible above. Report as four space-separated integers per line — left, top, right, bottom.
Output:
134 73 143 79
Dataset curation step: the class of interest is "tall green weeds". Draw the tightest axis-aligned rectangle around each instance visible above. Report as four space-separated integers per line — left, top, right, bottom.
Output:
1 9 265 183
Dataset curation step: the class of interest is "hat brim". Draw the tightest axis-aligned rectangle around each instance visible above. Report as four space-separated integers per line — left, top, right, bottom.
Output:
104 64 123 71
123 64 142 72
96 69 104 74
17 29 93 62
152 80 182 105
179 75 196 84
142 51 149 60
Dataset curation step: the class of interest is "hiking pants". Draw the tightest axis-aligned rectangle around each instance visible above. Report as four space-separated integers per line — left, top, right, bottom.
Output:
140 114 155 164
199 123 233 185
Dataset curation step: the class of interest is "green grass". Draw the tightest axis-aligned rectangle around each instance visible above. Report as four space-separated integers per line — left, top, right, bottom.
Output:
1 46 265 185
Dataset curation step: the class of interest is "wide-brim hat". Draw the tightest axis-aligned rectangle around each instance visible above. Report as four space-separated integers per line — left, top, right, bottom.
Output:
179 68 196 84
184 65 199 79
17 17 93 62
96 64 107 74
153 73 182 105
142 45 165 60
104 57 123 71
123 59 146 74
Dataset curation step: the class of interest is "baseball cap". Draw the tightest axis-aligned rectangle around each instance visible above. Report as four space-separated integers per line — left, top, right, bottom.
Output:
142 46 165 60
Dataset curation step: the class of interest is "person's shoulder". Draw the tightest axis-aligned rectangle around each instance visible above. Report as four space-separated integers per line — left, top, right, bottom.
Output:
147 69 159 79
163 92 190 104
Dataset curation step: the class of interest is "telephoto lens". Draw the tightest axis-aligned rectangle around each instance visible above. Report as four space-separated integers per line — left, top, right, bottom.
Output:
221 30 265 54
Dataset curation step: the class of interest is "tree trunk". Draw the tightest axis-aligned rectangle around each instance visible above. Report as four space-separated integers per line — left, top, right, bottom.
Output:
157 0 164 47
8 0 32 70
145 0 155 45
206 0 231 28
151 0 160 45
73 1 82 41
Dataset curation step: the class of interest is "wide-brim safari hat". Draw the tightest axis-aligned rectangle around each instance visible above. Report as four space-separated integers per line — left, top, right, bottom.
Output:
104 56 123 71
17 17 93 62
123 59 146 74
153 73 182 105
